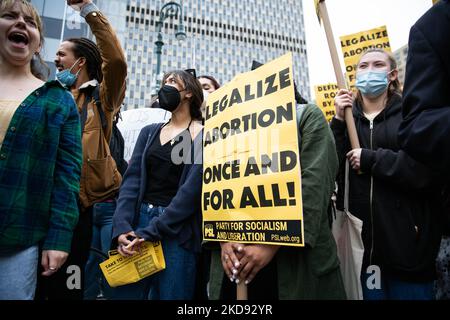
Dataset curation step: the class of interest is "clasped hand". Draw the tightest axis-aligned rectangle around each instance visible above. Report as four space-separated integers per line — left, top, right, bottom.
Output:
117 231 145 257
220 242 280 285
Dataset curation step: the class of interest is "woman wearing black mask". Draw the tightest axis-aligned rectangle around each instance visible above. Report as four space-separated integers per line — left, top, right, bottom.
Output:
111 70 204 300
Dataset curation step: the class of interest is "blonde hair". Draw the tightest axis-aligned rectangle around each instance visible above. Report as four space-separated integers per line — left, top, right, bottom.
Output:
356 48 402 104
0 0 49 80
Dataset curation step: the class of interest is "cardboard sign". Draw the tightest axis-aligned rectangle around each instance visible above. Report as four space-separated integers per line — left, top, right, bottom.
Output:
202 53 304 247
314 83 338 122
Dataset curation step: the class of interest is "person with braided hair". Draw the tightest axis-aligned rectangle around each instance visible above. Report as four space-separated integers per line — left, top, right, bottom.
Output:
35 0 127 300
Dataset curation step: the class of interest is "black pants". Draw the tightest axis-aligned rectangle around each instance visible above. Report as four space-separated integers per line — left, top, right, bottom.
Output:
194 250 211 300
35 206 93 300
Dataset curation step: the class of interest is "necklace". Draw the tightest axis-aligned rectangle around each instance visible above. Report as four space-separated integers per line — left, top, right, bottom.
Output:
165 119 193 146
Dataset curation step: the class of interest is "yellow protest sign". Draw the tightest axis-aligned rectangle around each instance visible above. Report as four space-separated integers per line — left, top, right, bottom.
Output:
314 83 338 122
340 26 391 90
202 52 304 247
432 0 439 4
99 241 165 287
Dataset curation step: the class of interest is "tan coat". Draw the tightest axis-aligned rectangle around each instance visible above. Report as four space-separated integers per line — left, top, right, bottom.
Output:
73 11 127 209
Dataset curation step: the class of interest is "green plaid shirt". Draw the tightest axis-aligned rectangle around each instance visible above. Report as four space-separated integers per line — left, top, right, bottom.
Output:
0 80 82 253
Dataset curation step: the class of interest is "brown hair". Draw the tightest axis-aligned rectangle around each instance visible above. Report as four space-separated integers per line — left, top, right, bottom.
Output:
198 75 221 90
356 48 402 104
162 70 204 120
0 0 49 80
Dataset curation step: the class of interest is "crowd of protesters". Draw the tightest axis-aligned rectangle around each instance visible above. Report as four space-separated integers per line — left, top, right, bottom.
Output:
0 0 449 301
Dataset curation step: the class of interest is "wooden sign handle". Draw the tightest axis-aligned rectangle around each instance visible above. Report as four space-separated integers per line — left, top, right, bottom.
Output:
318 1 360 149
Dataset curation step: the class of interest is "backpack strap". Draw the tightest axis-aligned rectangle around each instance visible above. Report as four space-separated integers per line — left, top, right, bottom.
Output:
80 88 92 135
80 86 106 135
92 86 107 130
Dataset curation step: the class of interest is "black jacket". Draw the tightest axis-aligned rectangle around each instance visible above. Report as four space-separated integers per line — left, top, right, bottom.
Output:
331 94 442 282
399 0 450 235
399 0 450 176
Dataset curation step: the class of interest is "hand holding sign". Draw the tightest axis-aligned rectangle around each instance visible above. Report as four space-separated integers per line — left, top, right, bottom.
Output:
203 53 303 301
220 242 243 281
347 148 362 171
235 244 280 285
334 89 354 121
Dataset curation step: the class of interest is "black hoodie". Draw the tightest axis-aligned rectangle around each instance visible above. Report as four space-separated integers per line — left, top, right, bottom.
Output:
331 93 443 282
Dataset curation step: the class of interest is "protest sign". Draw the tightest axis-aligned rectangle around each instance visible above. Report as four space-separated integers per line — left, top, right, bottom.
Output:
314 83 338 122
202 52 304 247
117 108 170 161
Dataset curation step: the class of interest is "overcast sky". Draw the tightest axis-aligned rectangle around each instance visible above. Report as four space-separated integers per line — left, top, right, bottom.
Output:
301 0 433 98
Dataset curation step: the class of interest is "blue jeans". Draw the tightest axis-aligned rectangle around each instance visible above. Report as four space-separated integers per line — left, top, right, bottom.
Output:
111 203 198 300
84 201 115 300
361 269 434 300
0 245 38 300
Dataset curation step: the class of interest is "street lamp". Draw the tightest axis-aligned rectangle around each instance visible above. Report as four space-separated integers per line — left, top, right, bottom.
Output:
152 1 187 95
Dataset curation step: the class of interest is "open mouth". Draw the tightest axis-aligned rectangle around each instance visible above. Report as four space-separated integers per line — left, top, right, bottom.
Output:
8 32 29 46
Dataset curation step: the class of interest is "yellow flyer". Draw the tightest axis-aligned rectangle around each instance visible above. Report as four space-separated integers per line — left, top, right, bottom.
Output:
99 241 165 287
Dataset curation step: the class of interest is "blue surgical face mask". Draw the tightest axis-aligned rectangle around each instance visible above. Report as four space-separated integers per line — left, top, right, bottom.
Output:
56 58 81 88
355 70 392 98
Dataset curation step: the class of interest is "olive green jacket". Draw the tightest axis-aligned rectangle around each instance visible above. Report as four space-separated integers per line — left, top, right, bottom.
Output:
208 104 346 300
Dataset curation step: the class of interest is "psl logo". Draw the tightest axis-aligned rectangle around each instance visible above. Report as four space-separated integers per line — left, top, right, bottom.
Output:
204 224 215 237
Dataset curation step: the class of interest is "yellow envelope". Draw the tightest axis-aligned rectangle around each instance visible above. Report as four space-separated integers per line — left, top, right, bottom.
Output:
99 241 165 287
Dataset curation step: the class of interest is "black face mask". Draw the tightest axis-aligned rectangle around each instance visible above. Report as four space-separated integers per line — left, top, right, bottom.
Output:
158 85 184 112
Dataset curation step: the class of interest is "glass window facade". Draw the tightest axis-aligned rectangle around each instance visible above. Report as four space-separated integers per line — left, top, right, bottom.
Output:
30 0 310 110
43 0 65 19
120 0 310 110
